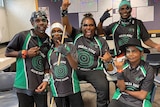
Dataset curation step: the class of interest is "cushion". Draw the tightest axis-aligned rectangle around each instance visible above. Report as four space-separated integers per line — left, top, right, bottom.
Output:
0 72 15 91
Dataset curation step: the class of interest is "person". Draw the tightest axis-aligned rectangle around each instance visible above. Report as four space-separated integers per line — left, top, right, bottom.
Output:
108 38 154 107
61 0 112 107
47 22 84 107
5 10 50 107
97 0 160 56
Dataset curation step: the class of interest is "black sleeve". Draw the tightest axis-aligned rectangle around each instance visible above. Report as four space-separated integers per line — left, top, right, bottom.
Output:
137 19 150 42
104 22 118 40
70 27 81 41
5 31 26 53
99 37 110 55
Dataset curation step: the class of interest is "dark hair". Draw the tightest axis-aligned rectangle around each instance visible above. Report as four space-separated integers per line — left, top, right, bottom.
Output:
80 13 97 33
81 13 96 26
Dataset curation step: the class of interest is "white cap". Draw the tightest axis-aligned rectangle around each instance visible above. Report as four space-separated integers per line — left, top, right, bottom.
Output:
50 22 63 32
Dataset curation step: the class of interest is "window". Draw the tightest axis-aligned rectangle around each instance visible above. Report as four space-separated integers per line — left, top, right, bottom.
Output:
0 0 4 7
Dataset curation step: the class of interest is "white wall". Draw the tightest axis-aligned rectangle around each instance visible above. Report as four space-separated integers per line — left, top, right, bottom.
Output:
0 7 9 43
3 0 36 42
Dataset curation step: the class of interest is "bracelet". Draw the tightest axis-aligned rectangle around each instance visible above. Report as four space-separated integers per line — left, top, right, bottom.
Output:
43 73 50 84
60 7 68 17
117 69 123 73
21 50 28 59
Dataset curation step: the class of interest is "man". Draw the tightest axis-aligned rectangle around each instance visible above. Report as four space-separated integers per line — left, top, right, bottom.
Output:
5 11 50 107
109 38 154 107
97 0 160 56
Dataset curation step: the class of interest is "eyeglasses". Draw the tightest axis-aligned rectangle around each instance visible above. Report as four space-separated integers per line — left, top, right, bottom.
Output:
82 24 94 27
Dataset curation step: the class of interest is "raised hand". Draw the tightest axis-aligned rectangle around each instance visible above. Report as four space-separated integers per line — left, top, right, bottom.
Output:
100 8 112 23
62 0 71 10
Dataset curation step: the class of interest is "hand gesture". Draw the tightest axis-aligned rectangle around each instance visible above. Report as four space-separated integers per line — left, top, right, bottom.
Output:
35 81 48 93
62 0 71 10
27 46 40 58
56 44 70 56
100 8 112 23
99 51 112 62
113 57 125 73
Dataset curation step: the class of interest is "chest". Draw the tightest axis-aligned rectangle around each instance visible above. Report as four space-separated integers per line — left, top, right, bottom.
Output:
75 37 101 56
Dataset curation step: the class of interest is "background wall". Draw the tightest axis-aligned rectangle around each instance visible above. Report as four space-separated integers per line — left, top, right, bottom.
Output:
0 7 9 43
38 0 160 30
0 0 160 50
0 0 36 44
38 0 160 49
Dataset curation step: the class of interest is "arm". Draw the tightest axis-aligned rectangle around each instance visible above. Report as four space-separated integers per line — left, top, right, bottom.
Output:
97 22 105 36
99 51 112 62
66 54 78 69
35 69 50 93
124 90 148 100
61 0 72 35
144 39 160 51
117 79 126 92
124 64 154 100
97 9 111 35
138 20 160 52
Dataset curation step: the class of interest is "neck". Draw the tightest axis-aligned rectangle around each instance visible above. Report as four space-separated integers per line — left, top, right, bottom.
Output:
34 30 46 38
129 60 141 68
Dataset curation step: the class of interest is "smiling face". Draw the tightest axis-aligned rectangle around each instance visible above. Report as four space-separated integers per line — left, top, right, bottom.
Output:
119 5 132 19
32 17 48 34
81 17 96 38
126 46 143 66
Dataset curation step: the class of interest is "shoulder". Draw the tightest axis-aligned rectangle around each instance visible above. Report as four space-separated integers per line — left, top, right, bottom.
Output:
108 21 119 28
141 60 154 72
97 36 106 42
132 18 143 25
11 30 30 41
16 30 30 37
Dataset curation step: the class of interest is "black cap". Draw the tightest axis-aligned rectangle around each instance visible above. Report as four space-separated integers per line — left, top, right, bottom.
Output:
119 38 150 53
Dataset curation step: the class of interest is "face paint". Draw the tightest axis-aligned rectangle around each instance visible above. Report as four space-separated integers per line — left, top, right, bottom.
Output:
51 32 63 36
126 47 139 56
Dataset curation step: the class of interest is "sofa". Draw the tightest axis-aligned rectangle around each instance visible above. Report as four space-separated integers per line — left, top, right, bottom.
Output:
0 71 18 107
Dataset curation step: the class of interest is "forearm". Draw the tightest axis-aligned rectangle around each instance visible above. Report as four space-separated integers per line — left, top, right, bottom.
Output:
144 39 157 48
117 80 125 91
97 22 105 35
124 90 148 100
61 4 72 35
66 54 78 69
5 51 19 57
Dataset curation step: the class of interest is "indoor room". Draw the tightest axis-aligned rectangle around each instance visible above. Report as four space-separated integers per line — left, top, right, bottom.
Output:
0 0 160 107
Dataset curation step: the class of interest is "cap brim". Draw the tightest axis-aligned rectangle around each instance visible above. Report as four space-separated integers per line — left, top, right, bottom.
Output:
119 44 150 54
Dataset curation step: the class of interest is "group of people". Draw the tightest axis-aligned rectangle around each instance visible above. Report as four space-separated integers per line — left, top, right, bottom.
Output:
5 0 160 107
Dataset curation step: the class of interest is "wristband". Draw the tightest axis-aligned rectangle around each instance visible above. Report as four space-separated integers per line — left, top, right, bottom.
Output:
117 69 123 73
18 51 22 58
43 73 50 84
21 50 28 59
60 7 68 17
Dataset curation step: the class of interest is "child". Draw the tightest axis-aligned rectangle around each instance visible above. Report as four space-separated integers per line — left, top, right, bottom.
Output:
48 22 84 107
109 38 154 107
